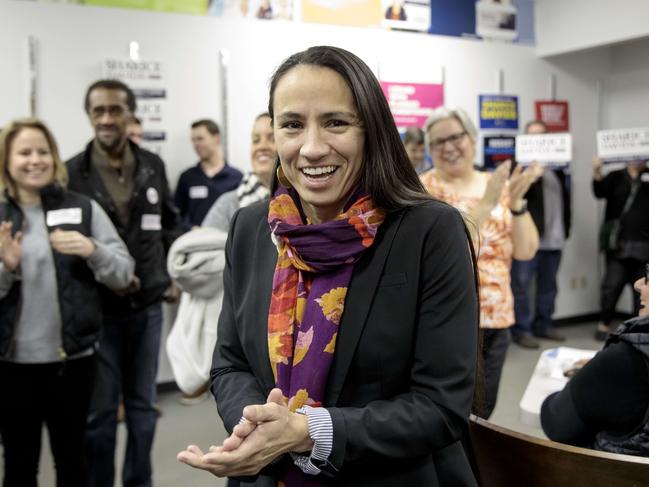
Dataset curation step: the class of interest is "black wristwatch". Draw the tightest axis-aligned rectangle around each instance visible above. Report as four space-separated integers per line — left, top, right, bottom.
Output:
510 199 528 216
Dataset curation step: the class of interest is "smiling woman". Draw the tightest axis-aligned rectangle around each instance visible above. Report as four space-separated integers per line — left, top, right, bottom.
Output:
178 46 480 487
420 106 541 420
0 118 134 487
272 65 364 224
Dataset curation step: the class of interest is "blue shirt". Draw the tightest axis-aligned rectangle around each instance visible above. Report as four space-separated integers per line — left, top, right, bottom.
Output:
174 162 242 230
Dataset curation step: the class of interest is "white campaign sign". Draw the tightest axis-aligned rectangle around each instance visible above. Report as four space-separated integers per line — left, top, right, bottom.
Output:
515 133 572 165
597 127 649 162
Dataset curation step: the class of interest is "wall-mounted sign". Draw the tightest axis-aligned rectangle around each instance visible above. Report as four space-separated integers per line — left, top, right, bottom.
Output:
302 0 381 26
535 100 570 132
479 94 519 130
597 127 649 163
516 133 572 167
381 0 431 32
102 58 167 155
475 0 517 42
483 134 516 170
380 81 444 131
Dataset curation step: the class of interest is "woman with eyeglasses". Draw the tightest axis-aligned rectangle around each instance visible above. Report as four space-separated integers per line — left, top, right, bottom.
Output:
420 107 540 419
541 264 649 456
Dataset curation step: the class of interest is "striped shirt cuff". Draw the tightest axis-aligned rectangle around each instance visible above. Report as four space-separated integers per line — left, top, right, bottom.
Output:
291 406 333 476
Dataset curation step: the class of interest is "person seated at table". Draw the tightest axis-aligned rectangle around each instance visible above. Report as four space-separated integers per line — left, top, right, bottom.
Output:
540 263 649 456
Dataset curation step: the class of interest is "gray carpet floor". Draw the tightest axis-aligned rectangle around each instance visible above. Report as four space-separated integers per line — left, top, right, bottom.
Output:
2 322 603 486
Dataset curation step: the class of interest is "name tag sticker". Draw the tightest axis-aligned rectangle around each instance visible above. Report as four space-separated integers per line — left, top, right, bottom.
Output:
141 214 162 231
189 185 209 199
46 208 82 227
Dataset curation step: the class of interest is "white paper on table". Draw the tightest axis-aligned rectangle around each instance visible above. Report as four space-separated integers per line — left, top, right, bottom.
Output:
537 346 598 381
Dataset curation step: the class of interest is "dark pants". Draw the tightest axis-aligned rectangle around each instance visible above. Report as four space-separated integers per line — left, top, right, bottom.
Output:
0 355 96 487
86 302 162 487
600 255 644 325
511 250 562 337
480 328 511 419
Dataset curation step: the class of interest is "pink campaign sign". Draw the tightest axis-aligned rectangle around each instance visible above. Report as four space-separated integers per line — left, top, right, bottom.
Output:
380 81 445 129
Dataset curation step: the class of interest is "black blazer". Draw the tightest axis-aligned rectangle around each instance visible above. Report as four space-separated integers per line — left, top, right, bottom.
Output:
211 199 479 486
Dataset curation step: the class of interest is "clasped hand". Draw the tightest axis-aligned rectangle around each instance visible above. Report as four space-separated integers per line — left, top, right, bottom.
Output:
483 160 542 210
49 228 96 258
177 388 313 478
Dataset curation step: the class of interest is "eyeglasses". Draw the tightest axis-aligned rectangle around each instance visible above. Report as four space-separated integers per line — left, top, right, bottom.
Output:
90 104 129 119
430 131 467 151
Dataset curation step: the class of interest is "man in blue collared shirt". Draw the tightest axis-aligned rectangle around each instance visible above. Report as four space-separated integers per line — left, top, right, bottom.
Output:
175 119 242 231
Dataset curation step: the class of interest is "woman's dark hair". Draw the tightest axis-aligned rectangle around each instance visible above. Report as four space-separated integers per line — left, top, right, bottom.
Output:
268 46 483 413
268 45 431 213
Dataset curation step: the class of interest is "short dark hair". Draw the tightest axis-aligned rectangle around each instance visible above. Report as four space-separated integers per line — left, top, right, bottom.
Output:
84 79 136 113
268 46 430 213
403 126 425 146
524 120 548 133
191 119 220 135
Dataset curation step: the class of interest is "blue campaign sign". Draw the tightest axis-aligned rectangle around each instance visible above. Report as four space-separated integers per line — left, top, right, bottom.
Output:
483 135 516 170
479 94 519 130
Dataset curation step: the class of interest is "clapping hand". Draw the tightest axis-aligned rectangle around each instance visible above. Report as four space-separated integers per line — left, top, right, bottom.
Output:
482 160 513 209
0 221 22 272
177 388 312 478
509 162 542 210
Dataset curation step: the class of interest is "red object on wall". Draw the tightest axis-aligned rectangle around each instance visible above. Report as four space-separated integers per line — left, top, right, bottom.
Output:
534 100 570 132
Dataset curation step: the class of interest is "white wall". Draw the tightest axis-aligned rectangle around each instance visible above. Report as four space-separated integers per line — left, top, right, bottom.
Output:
535 0 649 57
602 38 649 129
0 0 615 327
597 38 649 313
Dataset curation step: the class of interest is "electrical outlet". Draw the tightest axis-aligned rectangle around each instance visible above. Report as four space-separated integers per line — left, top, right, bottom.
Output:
580 276 587 288
570 277 578 289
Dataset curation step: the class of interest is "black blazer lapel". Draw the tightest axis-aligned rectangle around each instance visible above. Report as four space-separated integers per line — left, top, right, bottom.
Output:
325 210 405 406
253 216 281 392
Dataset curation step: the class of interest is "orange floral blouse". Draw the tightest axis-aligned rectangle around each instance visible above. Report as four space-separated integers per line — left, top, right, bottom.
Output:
421 170 514 329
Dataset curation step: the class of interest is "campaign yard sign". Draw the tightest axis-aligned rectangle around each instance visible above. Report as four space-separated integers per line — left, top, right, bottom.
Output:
516 133 572 167
479 95 519 130
380 81 444 130
597 127 649 163
483 135 516 170
535 100 570 132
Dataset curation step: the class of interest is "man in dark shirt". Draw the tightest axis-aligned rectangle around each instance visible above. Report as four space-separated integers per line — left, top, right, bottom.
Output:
174 119 242 230
592 157 649 340
66 79 182 487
